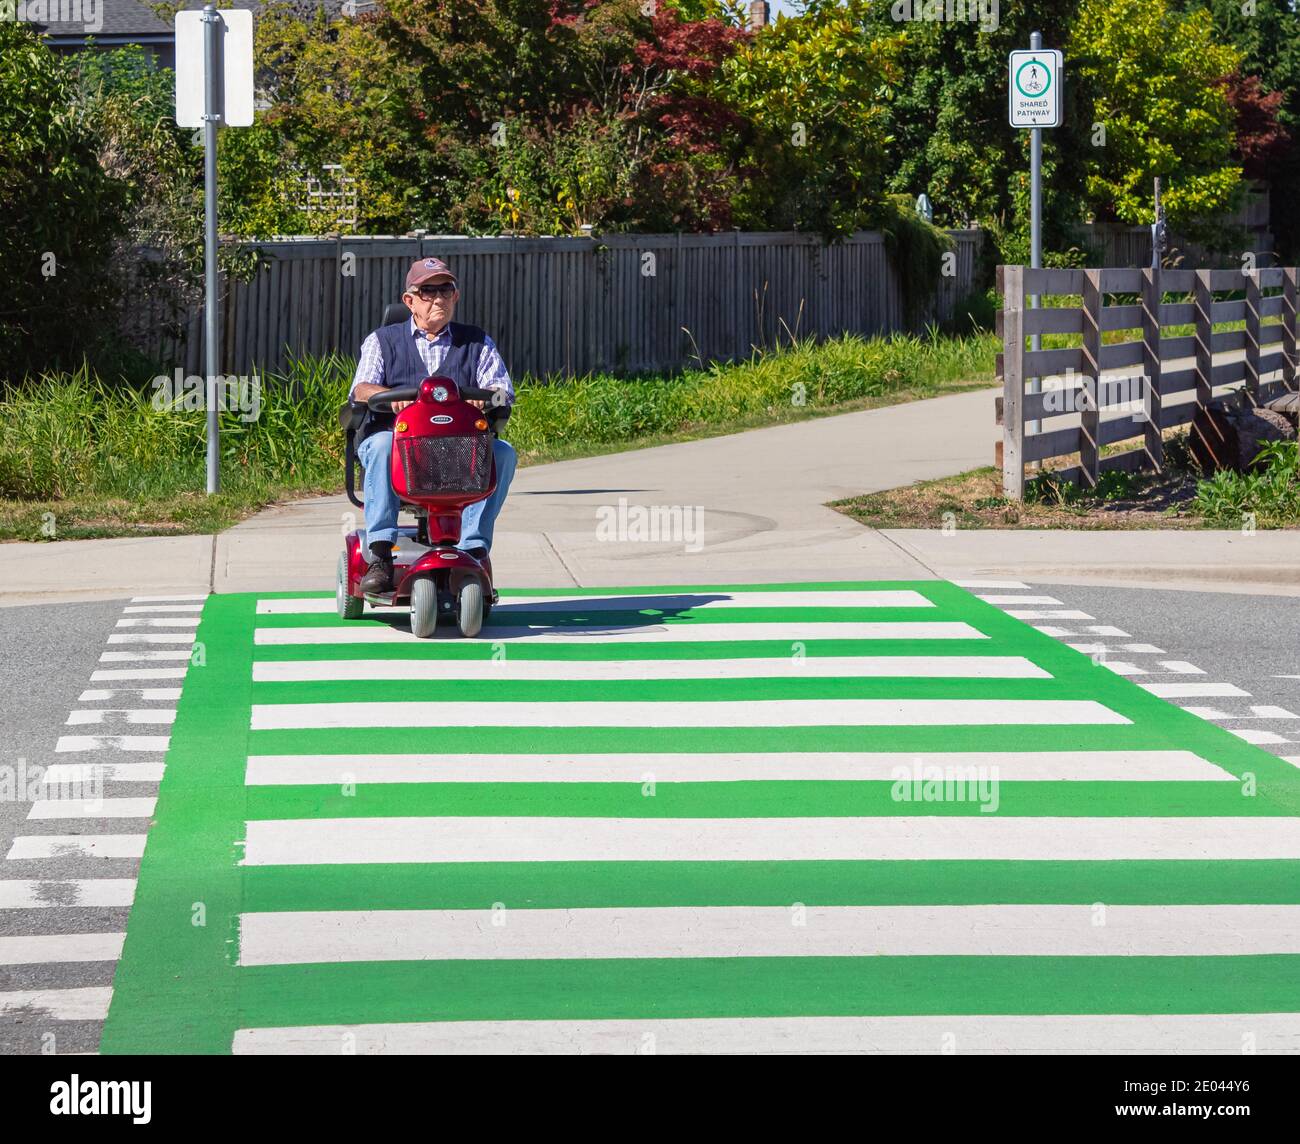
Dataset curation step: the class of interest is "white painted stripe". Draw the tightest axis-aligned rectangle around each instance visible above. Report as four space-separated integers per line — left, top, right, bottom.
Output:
1088 626 1132 638
257 590 937 615
1185 707 1232 720
1284 756 1300 767
1068 643 1166 656
130 594 206 602
122 604 204 613
28 798 157 820
0 932 125 965
952 580 1031 590
250 698 1128 731
0 879 136 908
106 633 196 645
232 1013 1300 1055
1158 661 1205 675
251 655 1050 684
1004 609 1095 620
115 617 201 628
1141 682 1251 699
0 987 113 1020
1100 662 1145 676
238 904 1300 966
55 736 170 753
43 763 165 784
1033 626 1074 636
66 709 176 725
1228 728 1292 745
90 668 188 681
7 835 147 860
99 650 194 662
244 749 1231 786
253 621 987 646
241 816 1300 865
977 595 1063 605
1249 705 1300 720
78 688 182 702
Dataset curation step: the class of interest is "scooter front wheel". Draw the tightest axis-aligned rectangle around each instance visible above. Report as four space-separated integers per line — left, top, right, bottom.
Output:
337 552 364 619
457 580 484 638
410 577 438 638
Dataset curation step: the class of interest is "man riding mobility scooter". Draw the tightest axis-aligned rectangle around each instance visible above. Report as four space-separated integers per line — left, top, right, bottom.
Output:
337 303 511 639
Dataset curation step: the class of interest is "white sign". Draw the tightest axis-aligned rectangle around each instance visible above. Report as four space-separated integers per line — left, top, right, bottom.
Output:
1009 49 1062 129
175 9 255 128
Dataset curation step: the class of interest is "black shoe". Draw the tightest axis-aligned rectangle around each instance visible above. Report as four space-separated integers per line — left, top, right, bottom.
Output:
359 557 394 593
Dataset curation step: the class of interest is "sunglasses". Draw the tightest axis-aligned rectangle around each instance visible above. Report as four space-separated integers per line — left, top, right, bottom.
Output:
412 283 456 300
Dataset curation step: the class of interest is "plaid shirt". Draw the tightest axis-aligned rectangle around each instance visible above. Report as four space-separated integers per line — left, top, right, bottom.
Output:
349 318 514 402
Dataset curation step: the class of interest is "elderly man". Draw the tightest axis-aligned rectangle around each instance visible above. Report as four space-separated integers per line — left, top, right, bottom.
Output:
350 257 517 593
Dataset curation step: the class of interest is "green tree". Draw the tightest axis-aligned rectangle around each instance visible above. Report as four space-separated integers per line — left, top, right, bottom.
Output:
857 1 1087 267
722 0 899 237
0 23 128 378
1071 0 1244 232
1167 0 1300 259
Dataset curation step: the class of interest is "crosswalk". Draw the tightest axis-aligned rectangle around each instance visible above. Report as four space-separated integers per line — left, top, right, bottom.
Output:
96 581 1300 1055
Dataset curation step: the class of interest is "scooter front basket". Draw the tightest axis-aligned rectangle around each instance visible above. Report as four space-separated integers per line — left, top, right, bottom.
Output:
397 433 493 496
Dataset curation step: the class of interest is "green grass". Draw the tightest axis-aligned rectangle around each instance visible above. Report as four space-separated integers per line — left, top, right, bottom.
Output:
0 330 997 541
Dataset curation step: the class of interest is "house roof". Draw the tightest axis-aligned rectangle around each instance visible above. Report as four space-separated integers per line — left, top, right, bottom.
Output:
36 1 342 42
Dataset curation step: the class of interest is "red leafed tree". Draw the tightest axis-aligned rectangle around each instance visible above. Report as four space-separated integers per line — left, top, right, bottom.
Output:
1220 71 1292 180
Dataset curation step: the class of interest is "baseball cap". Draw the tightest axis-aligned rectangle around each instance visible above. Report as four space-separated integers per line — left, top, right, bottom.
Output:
405 257 457 290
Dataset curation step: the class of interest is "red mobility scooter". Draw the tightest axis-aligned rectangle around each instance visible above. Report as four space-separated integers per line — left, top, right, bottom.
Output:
337 313 508 637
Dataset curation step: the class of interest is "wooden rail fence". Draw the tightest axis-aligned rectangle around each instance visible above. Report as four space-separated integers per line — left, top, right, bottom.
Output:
996 265 1300 499
137 230 983 378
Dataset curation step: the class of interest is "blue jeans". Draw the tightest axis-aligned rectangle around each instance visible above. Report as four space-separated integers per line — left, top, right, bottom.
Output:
358 431 517 552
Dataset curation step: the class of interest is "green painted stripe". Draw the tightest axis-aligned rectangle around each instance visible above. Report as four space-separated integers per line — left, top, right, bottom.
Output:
233 955 1300 1027
249 676 1088 704
241 780 1292 819
101 594 255 1055
241 859 1300 912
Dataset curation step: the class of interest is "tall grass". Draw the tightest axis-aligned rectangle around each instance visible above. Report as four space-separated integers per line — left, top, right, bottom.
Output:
0 330 997 537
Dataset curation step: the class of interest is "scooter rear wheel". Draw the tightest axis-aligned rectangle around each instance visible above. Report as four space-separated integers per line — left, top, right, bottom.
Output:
410 577 438 638
337 552 364 619
457 580 484 638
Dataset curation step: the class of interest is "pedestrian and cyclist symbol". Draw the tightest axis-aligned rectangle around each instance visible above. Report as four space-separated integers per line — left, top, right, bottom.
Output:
1016 60 1049 98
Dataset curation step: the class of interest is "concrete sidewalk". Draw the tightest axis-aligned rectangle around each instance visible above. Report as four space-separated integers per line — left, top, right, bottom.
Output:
3 384 1298 602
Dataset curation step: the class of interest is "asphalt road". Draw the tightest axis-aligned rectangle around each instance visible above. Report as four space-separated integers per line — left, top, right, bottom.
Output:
1017 583 1300 760
0 597 167 1055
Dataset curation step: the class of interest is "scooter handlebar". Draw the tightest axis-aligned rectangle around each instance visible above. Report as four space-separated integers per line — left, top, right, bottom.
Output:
365 386 420 411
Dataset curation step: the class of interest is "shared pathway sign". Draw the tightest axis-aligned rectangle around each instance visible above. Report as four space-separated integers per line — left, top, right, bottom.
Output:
100 582 1300 1054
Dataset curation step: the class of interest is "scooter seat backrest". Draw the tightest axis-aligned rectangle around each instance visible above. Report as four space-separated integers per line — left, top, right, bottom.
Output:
381 302 408 328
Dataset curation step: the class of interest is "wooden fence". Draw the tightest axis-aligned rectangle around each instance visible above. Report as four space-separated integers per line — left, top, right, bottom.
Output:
137 230 984 378
996 265 1300 499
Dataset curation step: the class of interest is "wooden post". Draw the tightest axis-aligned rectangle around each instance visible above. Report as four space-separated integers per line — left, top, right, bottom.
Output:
1194 269 1214 410
1284 266 1298 391
1141 267 1164 470
1001 264 1026 500
1245 267 1262 402
1079 268 1102 488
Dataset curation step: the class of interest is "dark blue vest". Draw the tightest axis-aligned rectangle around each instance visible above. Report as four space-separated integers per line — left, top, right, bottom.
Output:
360 319 487 441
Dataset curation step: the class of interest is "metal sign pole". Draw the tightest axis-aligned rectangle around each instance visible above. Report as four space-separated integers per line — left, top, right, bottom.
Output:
202 5 221 494
1027 30 1043 439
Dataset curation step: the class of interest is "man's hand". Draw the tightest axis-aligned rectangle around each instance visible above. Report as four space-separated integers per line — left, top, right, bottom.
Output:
391 400 412 413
